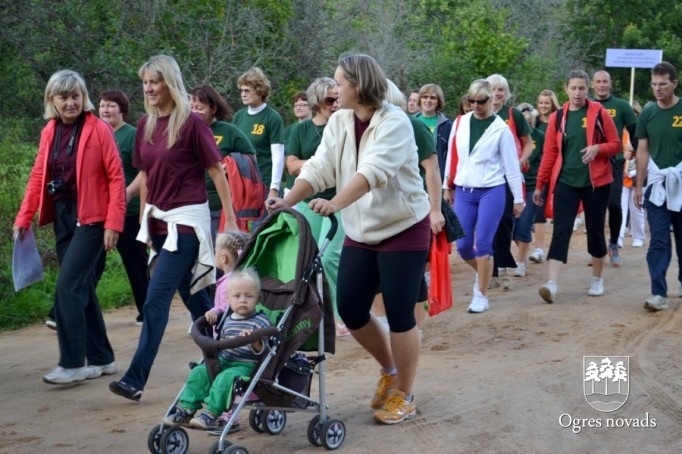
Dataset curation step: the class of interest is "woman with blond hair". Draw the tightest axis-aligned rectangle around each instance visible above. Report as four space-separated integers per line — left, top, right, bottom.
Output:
536 89 560 133
109 55 237 401
14 70 126 384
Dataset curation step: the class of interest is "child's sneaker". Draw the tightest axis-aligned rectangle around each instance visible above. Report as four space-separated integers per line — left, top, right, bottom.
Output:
373 390 416 424
370 370 397 409
162 406 194 427
190 410 220 430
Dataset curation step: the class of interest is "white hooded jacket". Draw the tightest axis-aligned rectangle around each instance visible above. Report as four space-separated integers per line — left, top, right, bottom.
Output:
443 112 524 204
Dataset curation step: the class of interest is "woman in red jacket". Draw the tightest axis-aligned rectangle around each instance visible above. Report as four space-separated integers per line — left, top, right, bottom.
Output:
14 69 126 385
532 70 620 303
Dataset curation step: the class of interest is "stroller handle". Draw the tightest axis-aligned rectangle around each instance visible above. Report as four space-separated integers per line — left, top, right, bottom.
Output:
325 212 338 242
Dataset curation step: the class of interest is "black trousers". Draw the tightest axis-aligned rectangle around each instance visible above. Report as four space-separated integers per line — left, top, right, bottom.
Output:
607 164 624 244
117 215 149 318
492 184 516 276
547 182 610 263
53 200 114 368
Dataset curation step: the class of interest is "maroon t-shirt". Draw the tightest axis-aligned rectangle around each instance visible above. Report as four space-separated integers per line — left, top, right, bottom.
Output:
133 112 221 234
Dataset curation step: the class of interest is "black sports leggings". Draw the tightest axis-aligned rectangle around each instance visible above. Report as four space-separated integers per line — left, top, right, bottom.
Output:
337 246 428 333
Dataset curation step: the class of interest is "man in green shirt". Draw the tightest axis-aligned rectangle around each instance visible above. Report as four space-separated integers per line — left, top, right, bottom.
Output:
592 70 638 265
635 61 682 312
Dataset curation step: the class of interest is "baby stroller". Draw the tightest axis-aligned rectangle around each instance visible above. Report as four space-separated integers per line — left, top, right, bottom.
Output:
147 207 345 454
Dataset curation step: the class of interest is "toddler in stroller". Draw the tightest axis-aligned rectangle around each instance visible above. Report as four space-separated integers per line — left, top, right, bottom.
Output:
162 268 270 430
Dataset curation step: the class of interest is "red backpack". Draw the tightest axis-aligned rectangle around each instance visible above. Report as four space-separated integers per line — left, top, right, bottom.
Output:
218 153 267 232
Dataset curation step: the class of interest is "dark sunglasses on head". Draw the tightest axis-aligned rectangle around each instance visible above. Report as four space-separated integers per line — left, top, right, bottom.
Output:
468 97 489 105
324 97 339 106
520 107 533 113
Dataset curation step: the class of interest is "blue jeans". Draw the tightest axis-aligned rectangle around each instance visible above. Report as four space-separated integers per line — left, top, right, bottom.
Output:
120 233 213 390
513 189 539 243
644 188 682 297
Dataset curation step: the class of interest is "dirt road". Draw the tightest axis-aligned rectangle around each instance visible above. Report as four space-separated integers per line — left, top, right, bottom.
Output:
1 231 681 453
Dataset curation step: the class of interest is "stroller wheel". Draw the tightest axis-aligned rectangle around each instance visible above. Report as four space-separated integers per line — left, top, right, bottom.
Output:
159 426 189 454
147 425 164 453
209 440 247 454
248 409 266 433
262 410 287 435
306 415 323 447
321 419 346 450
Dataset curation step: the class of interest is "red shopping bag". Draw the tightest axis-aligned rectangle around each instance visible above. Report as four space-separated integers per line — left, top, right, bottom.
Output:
427 231 453 316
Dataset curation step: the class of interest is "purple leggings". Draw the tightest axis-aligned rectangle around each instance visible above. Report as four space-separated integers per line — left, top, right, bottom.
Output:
454 184 507 260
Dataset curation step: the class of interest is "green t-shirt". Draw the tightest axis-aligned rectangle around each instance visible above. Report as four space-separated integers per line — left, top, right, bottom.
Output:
115 123 139 217
469 115 496 150
206 120 256 211
496 105 532 139
537 121 548 133
524 127 545 191
559 105 591 188
232 105 284 187
285 119 335 201
418 114 438 137
594 95 636 163
636 99 682 170
409 116 437 185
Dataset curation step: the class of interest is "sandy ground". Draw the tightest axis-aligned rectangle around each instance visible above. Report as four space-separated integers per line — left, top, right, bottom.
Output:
1 229 681 454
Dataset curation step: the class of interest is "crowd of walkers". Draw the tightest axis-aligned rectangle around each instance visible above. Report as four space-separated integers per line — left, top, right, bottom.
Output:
13 52 682 428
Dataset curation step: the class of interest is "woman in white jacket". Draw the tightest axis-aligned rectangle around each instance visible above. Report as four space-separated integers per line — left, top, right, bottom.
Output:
443 79 524 313
267 54 437 425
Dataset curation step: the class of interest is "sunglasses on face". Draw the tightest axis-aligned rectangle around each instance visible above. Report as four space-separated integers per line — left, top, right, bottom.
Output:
323 97 339 106
468 97 489 105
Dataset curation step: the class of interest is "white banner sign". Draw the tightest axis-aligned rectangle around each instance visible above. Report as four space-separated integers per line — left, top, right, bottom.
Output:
605 49 662 69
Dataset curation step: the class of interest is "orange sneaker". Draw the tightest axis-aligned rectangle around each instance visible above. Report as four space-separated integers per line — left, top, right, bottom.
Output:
370 371 397 409
373 390 416 424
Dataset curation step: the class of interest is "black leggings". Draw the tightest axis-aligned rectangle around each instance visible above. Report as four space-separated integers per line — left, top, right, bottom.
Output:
337 246 428 333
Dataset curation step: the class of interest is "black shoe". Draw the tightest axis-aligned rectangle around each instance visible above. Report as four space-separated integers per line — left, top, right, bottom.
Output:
109 380 142 401
135 315 143 326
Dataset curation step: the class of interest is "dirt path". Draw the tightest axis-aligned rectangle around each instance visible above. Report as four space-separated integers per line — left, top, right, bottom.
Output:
1 230 681 453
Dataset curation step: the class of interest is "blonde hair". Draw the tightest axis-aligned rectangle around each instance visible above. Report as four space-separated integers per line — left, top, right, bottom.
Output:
418 83 445 111
138 55 190 148
486 74 511 102
215 231 249 262
43 70 95 120
227 267 261 294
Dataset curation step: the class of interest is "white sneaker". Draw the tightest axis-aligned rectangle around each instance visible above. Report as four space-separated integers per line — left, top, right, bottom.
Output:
513 262 526 277
632 239 644 248
467 294 489 313
539 281 557 304
588 277 604 296
573 217 583 232
43 366 91 385
85 361 118 379
644 295 669 311
617 237 624 248
528 248 544 263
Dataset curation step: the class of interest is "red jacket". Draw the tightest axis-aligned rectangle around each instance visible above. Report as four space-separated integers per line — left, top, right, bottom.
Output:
536 100 621 217
15 112 126 232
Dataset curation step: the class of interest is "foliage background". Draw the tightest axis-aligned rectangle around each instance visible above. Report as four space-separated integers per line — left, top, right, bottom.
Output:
1 0 678 329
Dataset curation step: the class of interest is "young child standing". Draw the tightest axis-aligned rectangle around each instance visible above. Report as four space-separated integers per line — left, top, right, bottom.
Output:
163 267 270 430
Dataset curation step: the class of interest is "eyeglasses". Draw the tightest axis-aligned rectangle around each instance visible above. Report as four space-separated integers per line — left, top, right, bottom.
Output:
323 97 338 106
468 97 490 105
294 103 308 108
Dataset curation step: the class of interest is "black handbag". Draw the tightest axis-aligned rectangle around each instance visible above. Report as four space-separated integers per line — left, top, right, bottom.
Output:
441 199 465 243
